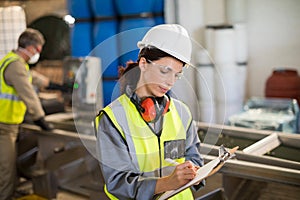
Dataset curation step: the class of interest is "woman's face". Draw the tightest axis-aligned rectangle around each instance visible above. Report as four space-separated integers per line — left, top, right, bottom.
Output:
137 56 184 98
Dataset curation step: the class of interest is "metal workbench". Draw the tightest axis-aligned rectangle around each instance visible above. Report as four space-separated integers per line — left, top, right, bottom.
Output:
18 113 300 199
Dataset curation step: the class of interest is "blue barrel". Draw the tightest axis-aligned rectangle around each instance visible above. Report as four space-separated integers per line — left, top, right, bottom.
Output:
153 16 164 25
118 18 155 65
93 20 119 77
67 0 92 19
70 22 93 57
153 0 165 25
94 21 117 44
90 0 116 17
90 0 118 77
102 80 120 106
115 0 154 15
153 0 164 12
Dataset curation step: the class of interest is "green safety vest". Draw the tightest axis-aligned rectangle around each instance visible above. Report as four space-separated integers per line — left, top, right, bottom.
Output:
95 94 194 200
0 51 31 124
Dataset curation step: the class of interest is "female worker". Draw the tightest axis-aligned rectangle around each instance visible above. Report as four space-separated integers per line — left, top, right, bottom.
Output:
95 24 205 199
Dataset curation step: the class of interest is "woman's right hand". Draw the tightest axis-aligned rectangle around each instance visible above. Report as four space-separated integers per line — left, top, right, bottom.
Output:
155 161 198 194
168 161 198 188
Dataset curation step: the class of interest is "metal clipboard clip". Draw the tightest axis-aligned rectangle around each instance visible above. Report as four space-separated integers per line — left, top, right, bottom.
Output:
218 144 237 162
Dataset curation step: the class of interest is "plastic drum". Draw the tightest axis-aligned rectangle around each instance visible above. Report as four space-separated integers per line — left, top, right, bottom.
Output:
70 22 93 57
67 0 92 19
102 79 120 106
90 0 116 17
153 0 165 25
93 20 119 77
118 18 155 65
114 0 154 15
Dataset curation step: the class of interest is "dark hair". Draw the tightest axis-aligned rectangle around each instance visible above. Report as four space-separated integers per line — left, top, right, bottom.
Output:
18 28 45 48
119 46 183 94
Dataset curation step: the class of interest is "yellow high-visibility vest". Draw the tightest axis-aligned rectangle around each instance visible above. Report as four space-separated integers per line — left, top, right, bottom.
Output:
0 51 31 124
95 94 194 200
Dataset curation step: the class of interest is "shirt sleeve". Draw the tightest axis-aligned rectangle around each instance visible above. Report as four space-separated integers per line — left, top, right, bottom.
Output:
96 113 157 200
185 120 206 190
31 69 50 89
4 60 45 120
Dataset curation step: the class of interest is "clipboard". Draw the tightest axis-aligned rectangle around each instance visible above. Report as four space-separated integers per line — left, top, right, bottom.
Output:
158 145 239 200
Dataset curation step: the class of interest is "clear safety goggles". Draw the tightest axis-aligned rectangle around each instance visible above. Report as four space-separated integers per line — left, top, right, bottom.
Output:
147 60 184 80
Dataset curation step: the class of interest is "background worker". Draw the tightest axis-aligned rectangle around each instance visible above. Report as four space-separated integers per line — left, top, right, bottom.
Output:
0 28 53 199
95 24 205 199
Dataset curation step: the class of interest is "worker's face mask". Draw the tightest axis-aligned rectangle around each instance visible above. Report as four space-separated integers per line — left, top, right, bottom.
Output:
28 52 40 64
19 47 40 64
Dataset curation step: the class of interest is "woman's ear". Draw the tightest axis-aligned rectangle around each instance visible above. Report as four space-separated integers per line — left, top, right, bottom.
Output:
139 57 147 71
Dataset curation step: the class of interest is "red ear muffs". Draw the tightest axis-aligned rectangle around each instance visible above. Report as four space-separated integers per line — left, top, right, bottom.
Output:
140 95 170 123
140 97 157 122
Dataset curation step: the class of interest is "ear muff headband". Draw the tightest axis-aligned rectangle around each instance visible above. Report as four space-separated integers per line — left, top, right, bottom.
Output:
131 94 170 123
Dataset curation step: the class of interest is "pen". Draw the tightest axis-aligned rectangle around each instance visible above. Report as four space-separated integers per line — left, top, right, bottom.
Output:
165 159 200 172
165 158 180 165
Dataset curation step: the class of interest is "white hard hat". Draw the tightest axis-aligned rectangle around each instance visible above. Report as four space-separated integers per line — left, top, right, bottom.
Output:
137 24 192 66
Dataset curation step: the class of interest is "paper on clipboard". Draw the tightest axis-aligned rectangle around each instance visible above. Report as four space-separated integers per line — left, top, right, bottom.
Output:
158 146 239 200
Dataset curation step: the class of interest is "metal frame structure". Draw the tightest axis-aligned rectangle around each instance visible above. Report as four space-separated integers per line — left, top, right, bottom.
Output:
18 116 300 199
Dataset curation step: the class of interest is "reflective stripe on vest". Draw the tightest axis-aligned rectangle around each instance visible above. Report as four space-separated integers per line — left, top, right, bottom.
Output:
0 52 31 124
96 94 194 200
0 92 22 101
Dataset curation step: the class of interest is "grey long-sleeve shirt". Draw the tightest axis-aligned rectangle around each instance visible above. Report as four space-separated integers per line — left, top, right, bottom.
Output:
96 112 204 200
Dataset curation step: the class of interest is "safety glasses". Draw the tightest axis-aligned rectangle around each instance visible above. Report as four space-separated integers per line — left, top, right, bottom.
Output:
147 60 184 80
